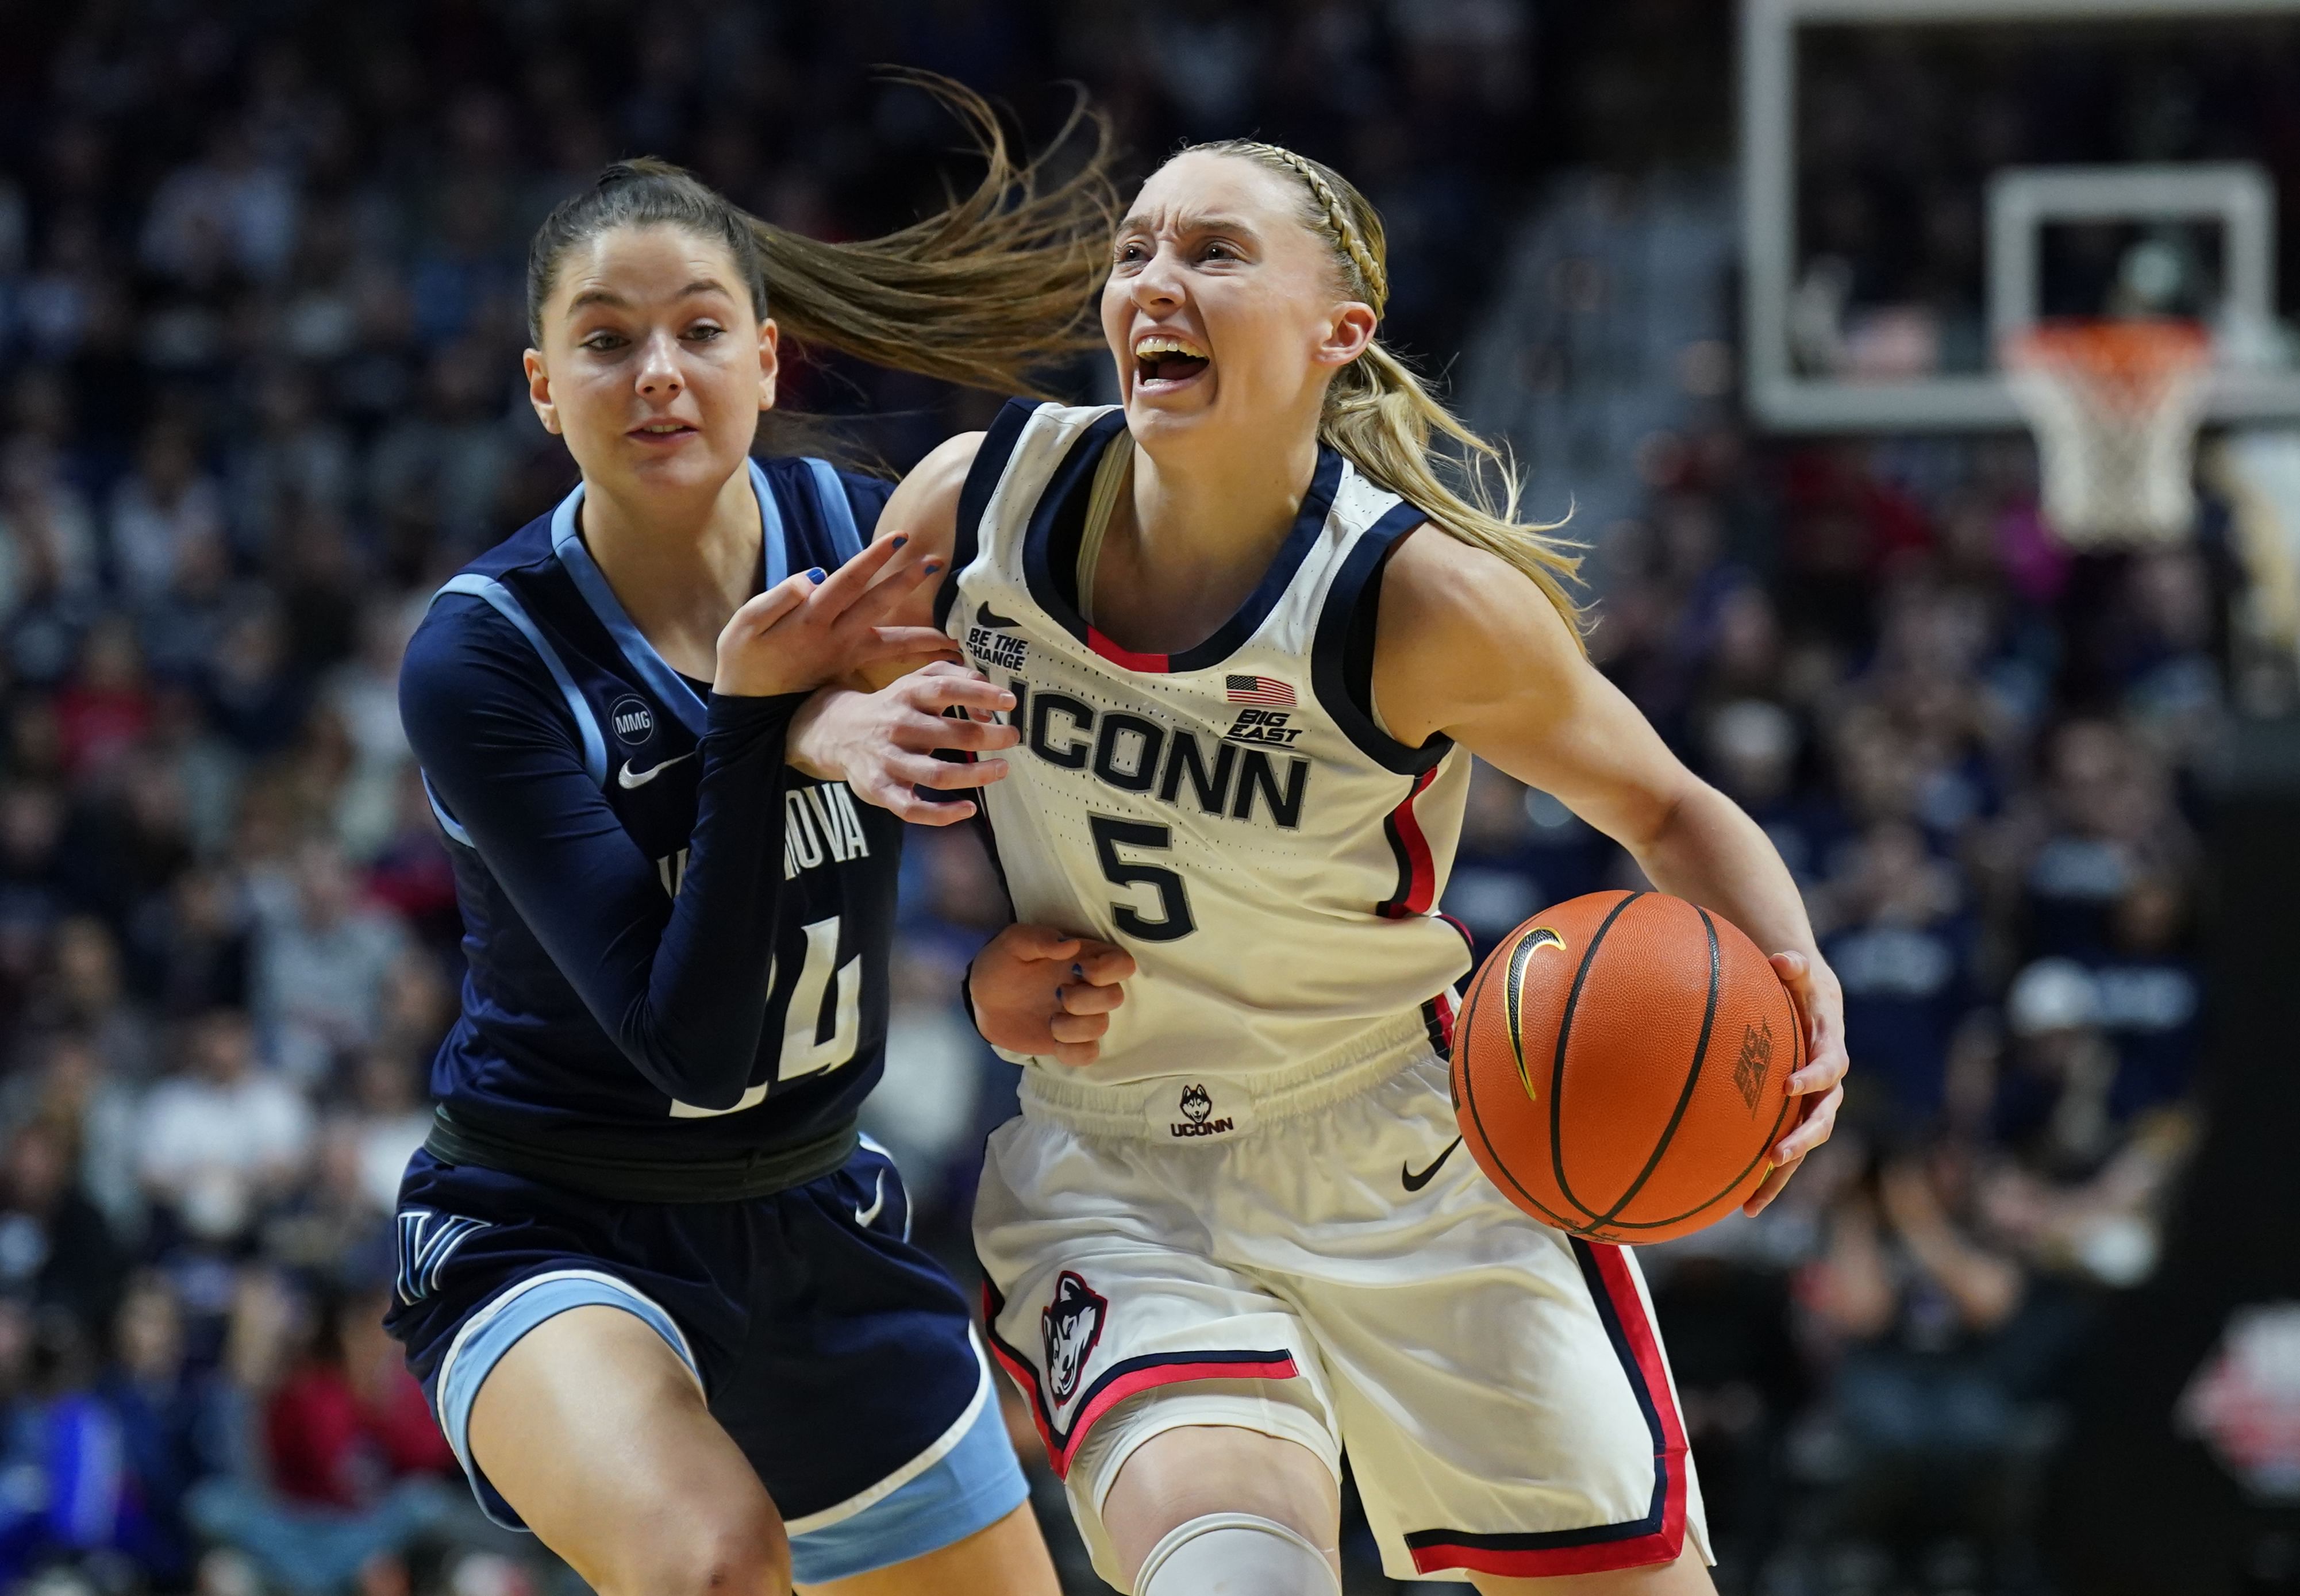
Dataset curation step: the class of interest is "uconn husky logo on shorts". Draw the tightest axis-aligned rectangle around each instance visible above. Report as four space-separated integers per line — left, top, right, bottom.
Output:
1041 1271 1107 1404
396 1209 489 1305
1170 1082 1234 1139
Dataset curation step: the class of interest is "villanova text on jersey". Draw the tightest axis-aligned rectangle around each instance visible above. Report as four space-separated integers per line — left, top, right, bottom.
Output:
399 455 904 1156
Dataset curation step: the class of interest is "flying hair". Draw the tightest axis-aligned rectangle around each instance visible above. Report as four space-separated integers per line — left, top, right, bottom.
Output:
1182 139 1583 636
528 71 1117 400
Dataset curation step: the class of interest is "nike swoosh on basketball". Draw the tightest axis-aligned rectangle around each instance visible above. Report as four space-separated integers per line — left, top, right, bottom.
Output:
974 601 1022 629
617 752 697 789
853 1170 886 1228
1401 1136 1463 1193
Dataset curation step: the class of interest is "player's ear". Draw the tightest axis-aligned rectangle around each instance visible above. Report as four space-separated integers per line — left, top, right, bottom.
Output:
522 348 560 436
1312 301 1378 370
757 317 780 414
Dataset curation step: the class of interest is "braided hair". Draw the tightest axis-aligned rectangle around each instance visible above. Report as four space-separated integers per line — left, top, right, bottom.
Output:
1175 140 1582 634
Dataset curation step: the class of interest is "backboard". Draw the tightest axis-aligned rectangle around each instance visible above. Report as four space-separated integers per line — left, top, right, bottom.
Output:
1742 0 2300 431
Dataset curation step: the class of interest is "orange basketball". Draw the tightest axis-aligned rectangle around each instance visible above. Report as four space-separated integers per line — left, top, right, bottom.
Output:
1449 890 1803 1245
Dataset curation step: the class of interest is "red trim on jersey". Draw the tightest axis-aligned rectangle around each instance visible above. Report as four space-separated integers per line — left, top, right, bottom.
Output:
1431 990 1456 1052
1377 767 1441 918
1405 1243 1689 1577
1084 626 1170 673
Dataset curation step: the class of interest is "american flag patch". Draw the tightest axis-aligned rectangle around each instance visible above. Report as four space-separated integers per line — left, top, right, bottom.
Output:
1225 674 1296 706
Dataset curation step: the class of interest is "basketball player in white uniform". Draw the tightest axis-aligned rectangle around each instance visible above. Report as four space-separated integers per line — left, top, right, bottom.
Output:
801 141 1849 1594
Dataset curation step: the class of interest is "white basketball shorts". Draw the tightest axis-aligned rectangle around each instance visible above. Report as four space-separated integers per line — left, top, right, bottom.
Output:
974 1005 1711 1589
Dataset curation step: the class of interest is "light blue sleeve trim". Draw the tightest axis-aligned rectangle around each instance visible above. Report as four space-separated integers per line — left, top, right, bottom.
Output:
431 574 610 787
547 483 710 740
800 457 864 563
420 770 474 847
433 1270 703 1533
785 1360 1029 1584
748 457 793 591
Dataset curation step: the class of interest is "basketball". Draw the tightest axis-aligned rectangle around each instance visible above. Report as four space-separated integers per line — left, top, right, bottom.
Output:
1450 890 1803 1246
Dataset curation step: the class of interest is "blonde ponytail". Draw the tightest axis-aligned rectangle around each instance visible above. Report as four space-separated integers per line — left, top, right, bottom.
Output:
743 73 1117 395
528 72 1116 401
1188 141 1584 637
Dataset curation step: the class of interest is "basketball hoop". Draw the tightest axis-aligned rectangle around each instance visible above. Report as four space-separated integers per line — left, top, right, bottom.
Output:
2002 319 2214 549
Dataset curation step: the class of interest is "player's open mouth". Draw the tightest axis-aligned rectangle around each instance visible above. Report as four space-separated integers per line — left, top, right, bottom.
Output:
629 421 699 443
1133 333 1210 394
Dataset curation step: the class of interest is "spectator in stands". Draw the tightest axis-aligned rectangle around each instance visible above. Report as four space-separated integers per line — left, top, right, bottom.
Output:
251 837 409 1082
1979 958 2198 1290
1820 820 1978 1126
135 1008 311 1247
101 1272 230 1586
0 1117 128 1336
25 915 157 1083
107 419 225 605
1805 1138 2064 1567
1 1032 143 1241
186 1270 456 1595
53 613 153 780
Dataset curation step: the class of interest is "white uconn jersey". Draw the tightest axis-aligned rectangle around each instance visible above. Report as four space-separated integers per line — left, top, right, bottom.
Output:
943 401 1472 1087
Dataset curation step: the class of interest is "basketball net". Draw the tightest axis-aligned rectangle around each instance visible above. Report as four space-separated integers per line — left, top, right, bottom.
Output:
2002 319 2214 548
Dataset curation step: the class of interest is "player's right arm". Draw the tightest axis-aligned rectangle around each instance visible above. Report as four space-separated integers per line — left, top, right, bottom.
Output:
402 544 940 1113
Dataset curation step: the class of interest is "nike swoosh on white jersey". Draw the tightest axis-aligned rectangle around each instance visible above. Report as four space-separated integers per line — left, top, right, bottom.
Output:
853 1170 886 1229
617 752 697 789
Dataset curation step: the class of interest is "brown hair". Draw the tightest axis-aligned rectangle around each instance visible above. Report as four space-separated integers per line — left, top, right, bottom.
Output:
528 72 1115 399
1178 140 1583 634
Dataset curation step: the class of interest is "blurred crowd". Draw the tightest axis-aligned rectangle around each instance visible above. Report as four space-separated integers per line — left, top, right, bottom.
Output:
0 2 1545 1592
1504 426 2220 1593
0 1 2225 1594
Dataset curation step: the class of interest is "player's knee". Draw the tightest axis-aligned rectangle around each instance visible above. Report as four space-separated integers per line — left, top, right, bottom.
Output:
1106 1424 1336 1563
599 1500 790 1596
1135 1512 1341 1595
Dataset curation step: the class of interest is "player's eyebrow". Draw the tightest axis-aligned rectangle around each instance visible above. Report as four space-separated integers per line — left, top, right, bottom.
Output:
566 278 735 313
1114 211 1261 241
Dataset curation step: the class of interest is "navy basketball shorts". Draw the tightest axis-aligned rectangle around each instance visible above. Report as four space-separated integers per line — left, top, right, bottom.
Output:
384 1136 1026 1585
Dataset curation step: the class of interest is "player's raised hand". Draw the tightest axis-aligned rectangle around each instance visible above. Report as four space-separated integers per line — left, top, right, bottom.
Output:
715 534 960 699
787 662 1022 825
968 923 1136 1066
1743 948 1849 1216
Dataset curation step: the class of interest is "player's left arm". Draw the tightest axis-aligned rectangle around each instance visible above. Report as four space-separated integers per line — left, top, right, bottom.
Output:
1372 529 1847 1214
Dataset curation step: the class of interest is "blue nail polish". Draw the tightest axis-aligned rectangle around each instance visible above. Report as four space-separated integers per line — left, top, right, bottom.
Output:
806 566 826 582
892 534 909 549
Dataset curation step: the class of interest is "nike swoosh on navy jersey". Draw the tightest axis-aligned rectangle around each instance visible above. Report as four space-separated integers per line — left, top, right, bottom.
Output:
974 601 1022 629
617 752 697 790
853 1169 886 1228
1401 1136 1463 1193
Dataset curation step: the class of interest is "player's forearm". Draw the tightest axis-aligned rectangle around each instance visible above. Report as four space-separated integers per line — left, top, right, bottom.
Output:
1630 783 1825 974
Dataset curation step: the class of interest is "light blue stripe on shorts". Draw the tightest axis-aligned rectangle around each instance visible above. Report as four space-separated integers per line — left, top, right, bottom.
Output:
433 1268 703 1530
432 1271 1026 1574
785 1336 1029 1584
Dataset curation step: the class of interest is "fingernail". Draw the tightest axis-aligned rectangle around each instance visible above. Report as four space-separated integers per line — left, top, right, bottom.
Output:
922 559 943 575
997 693 1016 707
806 566 826 582
892 534 909 549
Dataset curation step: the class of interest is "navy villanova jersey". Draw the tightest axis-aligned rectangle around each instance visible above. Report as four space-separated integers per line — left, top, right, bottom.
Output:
399 456 899 1157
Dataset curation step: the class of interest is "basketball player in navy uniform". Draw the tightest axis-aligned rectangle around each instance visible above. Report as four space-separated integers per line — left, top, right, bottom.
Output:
385 134 1111 1595
815 143 1853 1594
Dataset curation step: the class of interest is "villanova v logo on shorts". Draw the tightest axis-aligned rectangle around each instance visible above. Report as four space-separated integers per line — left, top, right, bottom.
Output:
397 1209 489 1305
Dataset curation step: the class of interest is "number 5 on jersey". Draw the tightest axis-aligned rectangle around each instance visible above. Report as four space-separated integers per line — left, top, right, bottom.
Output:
1090 816 1196 943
